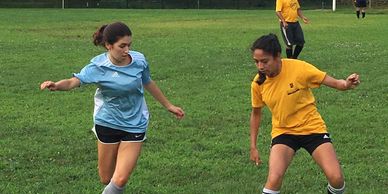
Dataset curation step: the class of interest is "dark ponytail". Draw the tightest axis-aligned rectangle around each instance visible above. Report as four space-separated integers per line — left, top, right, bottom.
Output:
93 24 108 46
251 33 282 85
256 71 267 85
92 22 132 48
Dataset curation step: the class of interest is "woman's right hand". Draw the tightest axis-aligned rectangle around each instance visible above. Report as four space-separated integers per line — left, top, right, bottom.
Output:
250 147 262 166
40 81 57 91
282 21 288 28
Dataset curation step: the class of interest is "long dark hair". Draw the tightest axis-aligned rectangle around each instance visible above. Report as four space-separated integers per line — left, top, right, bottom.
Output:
251 33 282 85
92 22 132 47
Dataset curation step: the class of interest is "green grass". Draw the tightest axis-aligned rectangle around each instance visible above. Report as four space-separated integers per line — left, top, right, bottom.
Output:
0 8 387 193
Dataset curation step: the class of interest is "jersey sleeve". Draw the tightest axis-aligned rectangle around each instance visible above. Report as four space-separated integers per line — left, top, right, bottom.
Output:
141 59 152 85
275 0 283 12
73 63 103 85
251 78 265 108
301 61 326 88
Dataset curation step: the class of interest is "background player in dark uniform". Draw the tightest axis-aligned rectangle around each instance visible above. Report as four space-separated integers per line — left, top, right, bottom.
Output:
355 0 367 18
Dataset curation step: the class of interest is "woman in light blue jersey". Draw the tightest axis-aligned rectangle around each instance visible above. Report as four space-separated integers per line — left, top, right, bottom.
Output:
40 22 184 194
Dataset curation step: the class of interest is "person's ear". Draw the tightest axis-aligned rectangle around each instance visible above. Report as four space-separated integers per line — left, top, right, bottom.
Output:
105 43 112 50
276 52 282 61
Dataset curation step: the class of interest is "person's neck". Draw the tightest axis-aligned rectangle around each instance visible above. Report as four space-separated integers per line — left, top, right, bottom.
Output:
108 54 130 66
268 60 282 78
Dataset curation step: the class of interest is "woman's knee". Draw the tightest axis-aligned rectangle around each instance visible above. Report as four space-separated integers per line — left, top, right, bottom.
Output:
327 172 344 188
111 175 129 187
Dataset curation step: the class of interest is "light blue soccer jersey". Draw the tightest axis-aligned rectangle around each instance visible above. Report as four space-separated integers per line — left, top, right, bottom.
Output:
73 51 152 133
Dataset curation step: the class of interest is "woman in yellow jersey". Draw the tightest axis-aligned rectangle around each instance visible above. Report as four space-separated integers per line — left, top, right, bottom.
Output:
249 34 360 194
276 0 309 59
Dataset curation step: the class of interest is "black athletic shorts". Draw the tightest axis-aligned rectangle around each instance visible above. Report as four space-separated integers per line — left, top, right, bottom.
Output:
92 124 146 144
355 0 367 7
271 133 332 155
280 21 305 47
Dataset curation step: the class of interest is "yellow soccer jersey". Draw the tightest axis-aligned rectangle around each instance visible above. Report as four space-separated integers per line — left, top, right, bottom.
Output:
251 59 327 139
276 0 300 22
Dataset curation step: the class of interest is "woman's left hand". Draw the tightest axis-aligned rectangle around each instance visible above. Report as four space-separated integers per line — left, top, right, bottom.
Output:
167 105 185 119
302 16 309 24
346 73 361 89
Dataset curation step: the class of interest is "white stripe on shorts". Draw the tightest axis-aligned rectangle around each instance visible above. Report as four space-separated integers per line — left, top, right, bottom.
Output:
281 26 291 46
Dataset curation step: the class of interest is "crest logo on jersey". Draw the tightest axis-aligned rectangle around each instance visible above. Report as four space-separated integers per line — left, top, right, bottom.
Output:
287 83 299 95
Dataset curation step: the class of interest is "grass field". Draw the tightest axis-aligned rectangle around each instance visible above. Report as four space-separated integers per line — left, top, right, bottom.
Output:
0 8 387 194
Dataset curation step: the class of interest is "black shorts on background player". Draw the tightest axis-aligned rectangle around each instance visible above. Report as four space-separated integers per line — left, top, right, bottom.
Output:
280 21 305 47
355 0 367 7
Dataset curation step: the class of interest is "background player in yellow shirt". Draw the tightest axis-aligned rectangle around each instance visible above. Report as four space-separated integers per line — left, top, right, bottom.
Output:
276 0 309 59
249 34 360 194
